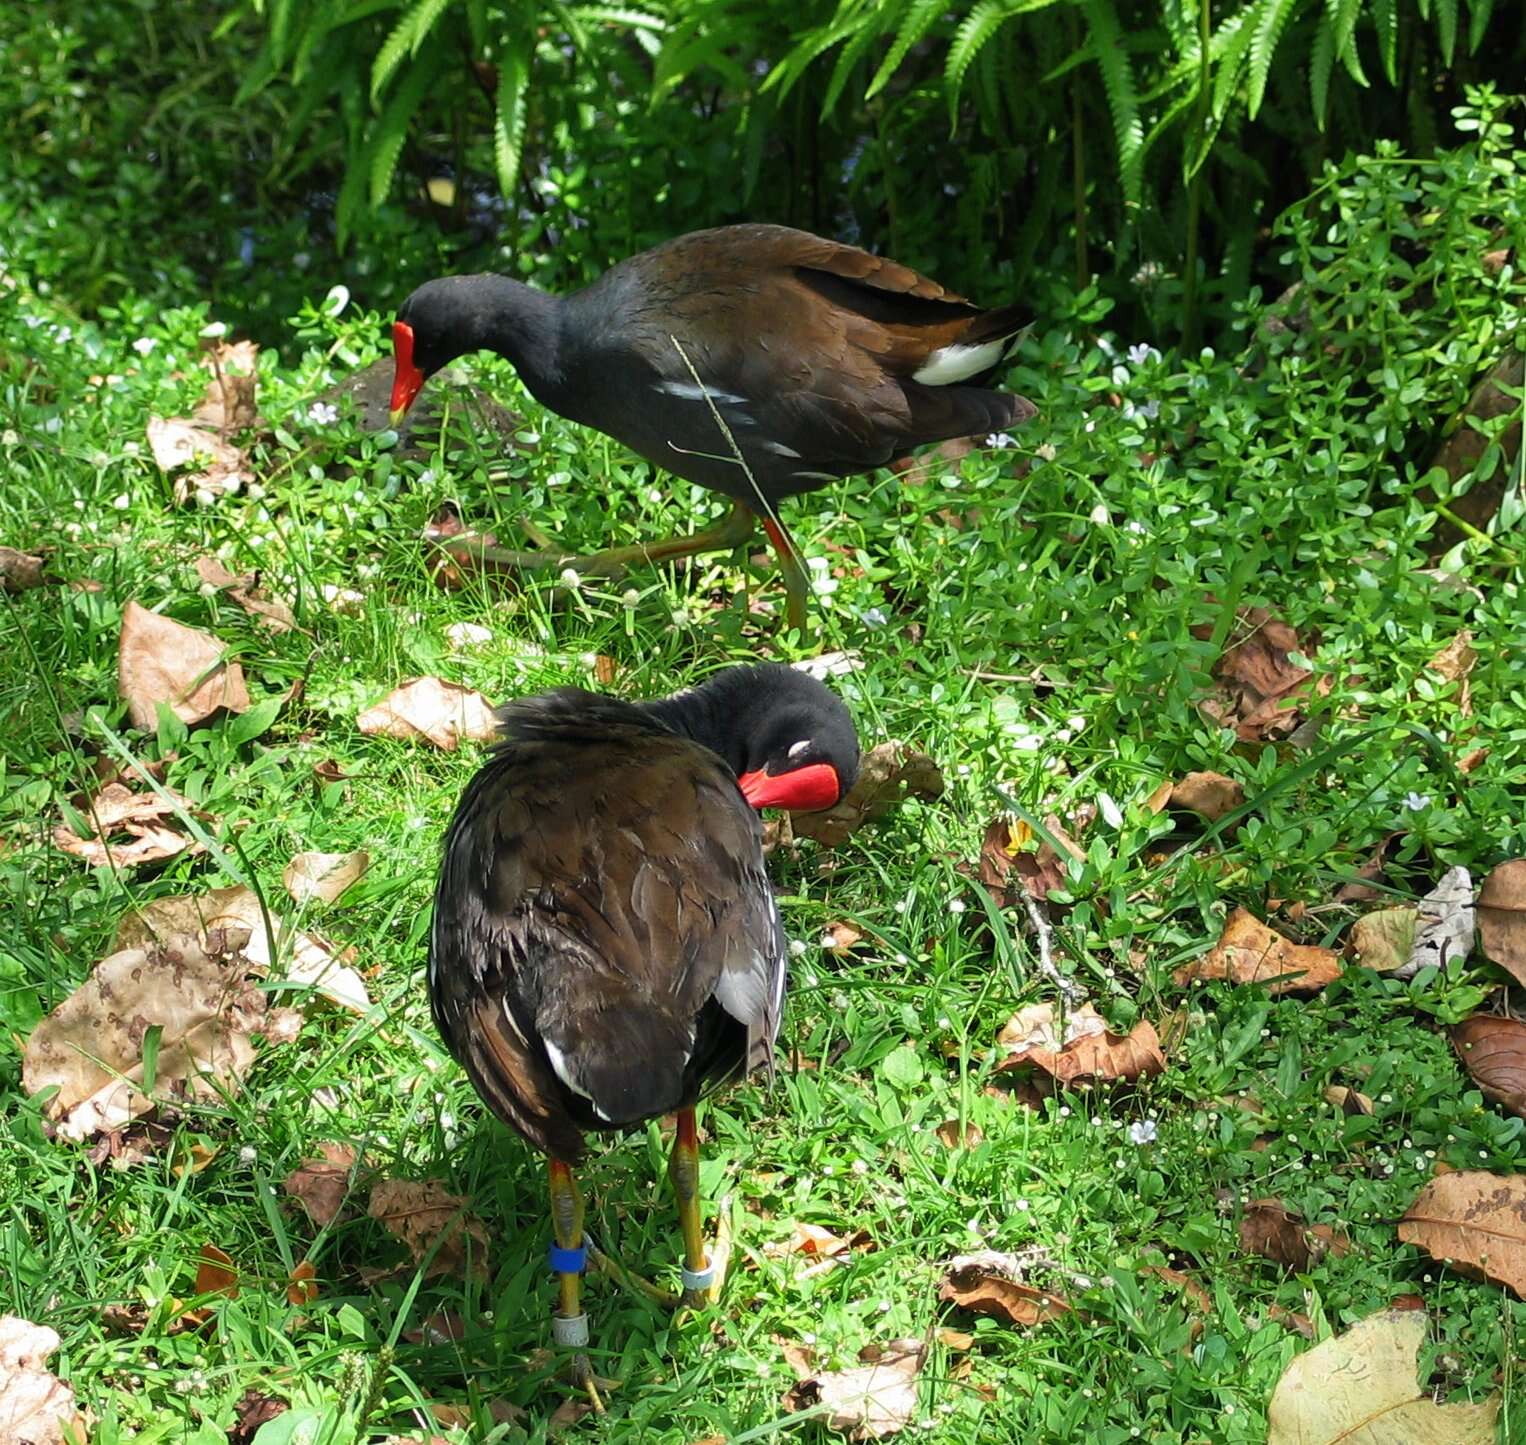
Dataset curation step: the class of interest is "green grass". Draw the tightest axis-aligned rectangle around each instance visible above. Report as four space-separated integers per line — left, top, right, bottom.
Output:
4 150 1526 1441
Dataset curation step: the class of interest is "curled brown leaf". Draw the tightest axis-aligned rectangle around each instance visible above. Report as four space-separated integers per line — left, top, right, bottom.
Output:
1175 908 1341 994
1453 1017 1526 1120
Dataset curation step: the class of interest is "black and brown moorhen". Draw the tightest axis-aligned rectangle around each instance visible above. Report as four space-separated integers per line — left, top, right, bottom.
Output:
428 663 858 1400
389 224 1037 631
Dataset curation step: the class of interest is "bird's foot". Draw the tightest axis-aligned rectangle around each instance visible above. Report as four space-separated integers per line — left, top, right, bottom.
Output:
565 1351 619 1414
587 1241 679 1308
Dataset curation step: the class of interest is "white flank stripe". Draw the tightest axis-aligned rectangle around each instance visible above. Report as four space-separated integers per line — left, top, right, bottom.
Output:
767 440 802 458
542 1038 593 1101
912 337 1006 386
657 379 746 405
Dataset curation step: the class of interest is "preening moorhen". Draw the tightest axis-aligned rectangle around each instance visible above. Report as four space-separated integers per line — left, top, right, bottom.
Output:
428 663 858 1400
390 224 1037 631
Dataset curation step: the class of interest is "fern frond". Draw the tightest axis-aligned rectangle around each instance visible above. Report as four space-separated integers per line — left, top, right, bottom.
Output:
369 48 439 206
270 0 297 68
867 0 945 99
569 6 666 30
1330 0 1367 86
1371 0 1397 82
823 9 890 114
466 0 487 53
1210 9 1254 119
1434 0 1458 62
371 0 448 101
1467 0 1495 52
1246 0 1305 119
546 0 590 52
946 0 1009 109
1084 0 1143 207
492 39 531 197
1309 8 1335 127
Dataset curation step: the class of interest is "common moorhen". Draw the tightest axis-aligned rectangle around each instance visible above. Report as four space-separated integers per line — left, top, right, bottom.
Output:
389 224 1037 630
428 663 858 1401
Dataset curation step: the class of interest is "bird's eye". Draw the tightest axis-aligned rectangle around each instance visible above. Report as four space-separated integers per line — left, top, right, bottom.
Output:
787 739 812 761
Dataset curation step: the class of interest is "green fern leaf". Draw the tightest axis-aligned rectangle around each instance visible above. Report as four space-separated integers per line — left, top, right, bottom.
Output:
492 40 531 197
1246 0 1305 119
547 0 590 52
1210 9 1254 119
823 9 889 114
1467 0 1495 52
369 49 440 206
867 0 945 99
270 0 297 68
1330 0 1367 87
1371 0 1398 82
1434 0 1458 61
1309 8 1336 126
371 0 447 102
569 6 667 30
1083 0 1143 207
946 1 1007 106
466 0 487 51
763 15 863 100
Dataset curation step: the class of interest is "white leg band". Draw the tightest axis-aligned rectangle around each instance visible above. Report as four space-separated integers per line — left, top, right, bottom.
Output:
552 1312 590 1348
681 1261 717 1293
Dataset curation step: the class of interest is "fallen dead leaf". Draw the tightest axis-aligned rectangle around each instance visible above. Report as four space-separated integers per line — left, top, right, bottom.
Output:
53 778 205 869
1399 1170 1526 1297
1399 866 1475 979
997 1013 1165 1088
775 1337 816 1379
1169 771 1246 822
1267 1308 1498 1443
228 1389 288 1445
119 599 250 728
21 932 286 1140
444 621 493 652
997 1001 1107 1055
284 1142 361 1227
357 677 498 751
286 1258 319 1305
367 1178 491 1281
1174 908 1341 994
1426 631 1476 716
194 1242 239 1299
935 1118 983 1149
283 850 370 906
970 813 1082 905
1267 1303 1317 1339
822 920 863 953
935 1328 974 1352
1323 1084 1375 1116
1335 833 1402 904
1141 1265 1212 1317
1193 604 1329 742
1238 1198 1351 1271
549 1399 594 1433
194 556 296 633
781 741 944 850
0 1316 82 1445
194 338 261 434
1 546 47 593
1453 1017 1526 1120
938 1257 1071 1327
1477 859 1526 987
1349 906 1417 973
1457 745 1489 774
146 415 254 504
782 1338 923 1440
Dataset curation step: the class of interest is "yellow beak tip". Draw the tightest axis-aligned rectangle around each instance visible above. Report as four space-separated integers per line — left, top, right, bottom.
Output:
388 406 407 428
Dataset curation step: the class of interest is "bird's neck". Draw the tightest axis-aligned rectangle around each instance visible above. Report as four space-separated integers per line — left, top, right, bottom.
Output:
638 690 744 776
472 277 567 402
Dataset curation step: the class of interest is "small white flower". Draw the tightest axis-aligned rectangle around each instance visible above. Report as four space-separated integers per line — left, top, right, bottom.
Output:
1034 442 1057 462
788 939 807 958
439 1112 455 1131
307 401 339 426
860 606 888 628
621 588 641 609
238 1145 257 1165
948 898 966 915
1128 1120 1158 1146
1404 791 1430 812
819 932 838 949
670 607 691 627
111 492 131 510
132 336 157 355
985 432 1016 449
1015 1198 1030 1212
1098 792 1124 828
851 1159 868 1175
1088 502 1111 526
199 321 228 340
323 284 351 317
1126 343 1162 367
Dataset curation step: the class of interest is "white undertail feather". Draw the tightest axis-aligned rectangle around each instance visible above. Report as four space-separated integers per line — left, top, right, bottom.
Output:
543 1037 608 1121
911 337 1007 386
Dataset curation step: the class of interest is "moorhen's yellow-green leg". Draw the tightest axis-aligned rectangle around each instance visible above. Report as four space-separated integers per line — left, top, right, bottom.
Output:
548 1158 605 1412
760 515 811 637
669 1107 725 1309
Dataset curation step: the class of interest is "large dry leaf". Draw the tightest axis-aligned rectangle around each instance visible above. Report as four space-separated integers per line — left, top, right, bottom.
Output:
116 884 369 1014
997 1014 1164 1087
1267 1309 1498 1443
284 1142 360 1227
1335 833 1401 904
53 779 204 869
1426 631 1476 716
1174 908 1341 994
145 415 254 503
1477 859 1526 987
1193 605 1329 741
1 547 47 593
997 1001 1107 1055
1168 771 1245 821
1349 907 1417 973
357 678 498 751
0 1316 81 1445
194 557 295 633
1453 1017 1526 1119
283 850 370 906
1238 1198 1351 1271
367 1179 491 1280
1399 1170 1526 1297
1399 867 1475 979
782 1339 923 1441
119 600 250 727
782 741 944 849
194 339 260 433
938 1256 1071 1327
971 814 1080 905
21 934 277 1140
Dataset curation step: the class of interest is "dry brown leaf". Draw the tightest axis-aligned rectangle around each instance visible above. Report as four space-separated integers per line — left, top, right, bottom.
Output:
194 338 260 433
145 415 254 503
935 1118 983 1149
1402 867 1476 978
1426 631 1476 716
822 920 863 953
997 1014 1164 1087
1452 1017 1526 1120
1238 1198 1351 1271
782 1338 923 1440
1477 860 1526 988
287 1258 319 1306
1142 780 1174 814
1175 908 1341 993
0 1316 81 1445
1323 1084 1375 1116
194 556 296 633
1335 833 1401 903
971 815 1076 905
194 1242 239 1299
367 1179 491 1281
53 779 204 869
357 677 498 751
284 1142 361 1227
549 1399 594 1434
1 546 47 593
783 741 944 849
1192 604 1329 741
119 600 250 728
1349 907 1418 973
228 1390 288 1445
1141 1265 1212 1316
935 1328 975 1352
997 1001 1107 1055
1267 1303 1317 1339
1398 1170 1526 1297
21 932 281 1140
1267 1308 1498 1443
938 1256 1071 1327
1169 771 1245 822
283 850 370 906
1457 746 1489 774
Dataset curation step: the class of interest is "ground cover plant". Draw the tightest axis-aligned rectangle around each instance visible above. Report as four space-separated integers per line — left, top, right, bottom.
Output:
3 88 1526 1445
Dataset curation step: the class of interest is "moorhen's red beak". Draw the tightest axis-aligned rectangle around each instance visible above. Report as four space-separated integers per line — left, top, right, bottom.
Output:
389 320 424 425
737 763 841 813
